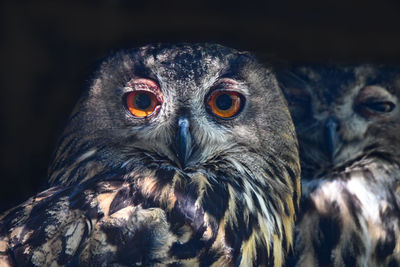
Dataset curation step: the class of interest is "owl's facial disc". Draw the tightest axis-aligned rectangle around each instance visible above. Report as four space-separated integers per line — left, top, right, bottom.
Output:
121 76 250 169
324 86 397 165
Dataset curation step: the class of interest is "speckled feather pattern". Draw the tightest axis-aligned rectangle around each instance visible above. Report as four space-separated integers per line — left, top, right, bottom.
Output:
0 44 300 266
296 158 400 266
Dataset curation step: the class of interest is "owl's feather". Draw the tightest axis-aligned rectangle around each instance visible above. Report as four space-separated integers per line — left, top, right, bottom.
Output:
297 157 400 266
1 44 300 266
1 158 297 266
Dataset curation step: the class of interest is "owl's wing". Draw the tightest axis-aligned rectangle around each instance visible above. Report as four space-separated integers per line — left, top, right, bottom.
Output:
0 173 175 266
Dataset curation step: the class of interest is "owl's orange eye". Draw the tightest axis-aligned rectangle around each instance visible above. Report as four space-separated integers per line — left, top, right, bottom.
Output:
126 91 160 118
207 91 244 118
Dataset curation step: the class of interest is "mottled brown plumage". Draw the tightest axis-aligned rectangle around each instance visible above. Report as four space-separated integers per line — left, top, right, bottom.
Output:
278 64 400 266
0 44 300 266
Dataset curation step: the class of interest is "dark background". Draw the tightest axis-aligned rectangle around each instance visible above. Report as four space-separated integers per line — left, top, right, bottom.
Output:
1 0 400 212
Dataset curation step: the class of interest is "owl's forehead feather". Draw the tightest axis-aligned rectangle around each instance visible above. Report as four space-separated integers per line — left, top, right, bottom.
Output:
139 44 241 84
94 43 276 101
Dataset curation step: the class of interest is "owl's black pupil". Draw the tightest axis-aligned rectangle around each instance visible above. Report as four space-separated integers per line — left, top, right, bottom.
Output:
371 103 387 112
365 102 394 112
216 94 233 110
135 93 151 109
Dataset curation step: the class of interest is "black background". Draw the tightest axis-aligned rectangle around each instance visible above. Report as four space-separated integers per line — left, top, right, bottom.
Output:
1 0 400 212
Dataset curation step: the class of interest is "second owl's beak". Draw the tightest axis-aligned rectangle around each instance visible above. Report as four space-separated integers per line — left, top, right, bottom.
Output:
324 116 340 161
175 117 192 168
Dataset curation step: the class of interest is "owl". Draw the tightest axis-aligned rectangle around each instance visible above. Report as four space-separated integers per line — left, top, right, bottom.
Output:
0 44 300 266
277 63 400 266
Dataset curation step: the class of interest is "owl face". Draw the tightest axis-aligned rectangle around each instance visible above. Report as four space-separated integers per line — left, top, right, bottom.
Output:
277 64 400 177
50 43 298 187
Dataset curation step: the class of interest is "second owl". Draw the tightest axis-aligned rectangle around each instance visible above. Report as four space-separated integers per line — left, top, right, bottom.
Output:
278 64 400 266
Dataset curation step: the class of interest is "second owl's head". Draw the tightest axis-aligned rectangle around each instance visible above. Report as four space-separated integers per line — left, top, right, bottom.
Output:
277 63 400 177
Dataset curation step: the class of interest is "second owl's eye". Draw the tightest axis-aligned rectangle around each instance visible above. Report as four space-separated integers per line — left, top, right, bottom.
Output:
126 91 160 118
207 91 244 118
357 101 395 118
354 86 396 118
362 101 395 113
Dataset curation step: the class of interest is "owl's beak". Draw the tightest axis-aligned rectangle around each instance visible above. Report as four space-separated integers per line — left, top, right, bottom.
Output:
175 117 192 168
324 116 340 161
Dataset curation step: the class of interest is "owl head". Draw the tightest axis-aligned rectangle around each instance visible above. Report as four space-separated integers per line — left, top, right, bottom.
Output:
47 44 300 265
49 44 298 185
277 64 400 178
